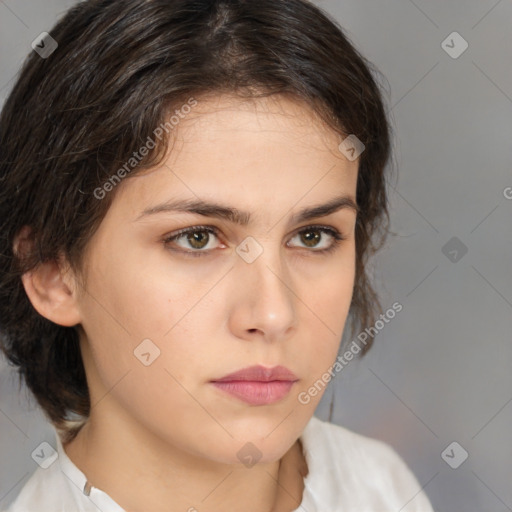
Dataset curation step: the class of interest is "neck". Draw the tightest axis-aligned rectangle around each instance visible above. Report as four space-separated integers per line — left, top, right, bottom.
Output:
64 409 306 512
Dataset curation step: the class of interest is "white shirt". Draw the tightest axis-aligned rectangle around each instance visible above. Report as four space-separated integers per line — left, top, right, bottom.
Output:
4 415 434 511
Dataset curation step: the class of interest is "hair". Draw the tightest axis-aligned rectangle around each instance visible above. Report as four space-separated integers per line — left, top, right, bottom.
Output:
0 0 393 443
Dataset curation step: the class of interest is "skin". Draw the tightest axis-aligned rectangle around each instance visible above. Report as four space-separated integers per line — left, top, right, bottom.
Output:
18 94 359 512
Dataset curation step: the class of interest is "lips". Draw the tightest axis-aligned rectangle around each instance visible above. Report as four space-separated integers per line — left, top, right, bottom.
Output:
211 365 299 405
213 365 298 382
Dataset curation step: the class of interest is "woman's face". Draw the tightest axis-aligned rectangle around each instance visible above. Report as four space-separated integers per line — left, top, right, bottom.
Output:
74 94 359 464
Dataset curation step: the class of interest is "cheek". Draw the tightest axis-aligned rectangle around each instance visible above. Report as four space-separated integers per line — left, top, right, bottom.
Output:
297 249 356 374
81 246 186 339
302 243 355 325
79 251 222 385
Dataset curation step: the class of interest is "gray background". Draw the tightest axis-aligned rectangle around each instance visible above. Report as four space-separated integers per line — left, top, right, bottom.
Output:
1 1 511 510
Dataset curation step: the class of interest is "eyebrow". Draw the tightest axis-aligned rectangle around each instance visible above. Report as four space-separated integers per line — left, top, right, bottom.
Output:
135 195 359 226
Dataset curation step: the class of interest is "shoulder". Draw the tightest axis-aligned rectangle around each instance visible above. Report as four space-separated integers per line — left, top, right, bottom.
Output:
299 416 435 511
3 429 123 512
304 415 414 473
4 465 77 512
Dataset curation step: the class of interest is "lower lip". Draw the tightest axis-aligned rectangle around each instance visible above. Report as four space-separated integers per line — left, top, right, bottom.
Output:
211 380 296 405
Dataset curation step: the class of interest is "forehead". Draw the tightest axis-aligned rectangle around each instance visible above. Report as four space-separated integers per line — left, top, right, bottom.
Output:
178 94 345 156
111 94 359 221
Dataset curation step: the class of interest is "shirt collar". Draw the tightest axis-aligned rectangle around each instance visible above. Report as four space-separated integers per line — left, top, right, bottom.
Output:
54 428 125 511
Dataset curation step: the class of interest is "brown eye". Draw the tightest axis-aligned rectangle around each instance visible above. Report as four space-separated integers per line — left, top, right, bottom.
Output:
184 230 210 249
288 226 345 252
164 226 222 255
163 224 346 258
300 229 322 248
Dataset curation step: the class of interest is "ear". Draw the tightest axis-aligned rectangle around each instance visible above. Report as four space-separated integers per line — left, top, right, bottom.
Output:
13 226 82 327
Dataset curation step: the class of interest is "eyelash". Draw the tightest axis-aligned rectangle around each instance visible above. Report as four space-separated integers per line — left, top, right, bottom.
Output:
162 224 347 258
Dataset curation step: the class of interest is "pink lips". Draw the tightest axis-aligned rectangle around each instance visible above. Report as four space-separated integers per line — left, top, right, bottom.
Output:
211 365 299 405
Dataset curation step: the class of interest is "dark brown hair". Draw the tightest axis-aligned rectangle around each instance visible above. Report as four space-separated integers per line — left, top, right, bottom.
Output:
0 0 393 442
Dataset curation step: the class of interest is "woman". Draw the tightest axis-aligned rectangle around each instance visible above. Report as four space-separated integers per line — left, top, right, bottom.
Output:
0 0 434 510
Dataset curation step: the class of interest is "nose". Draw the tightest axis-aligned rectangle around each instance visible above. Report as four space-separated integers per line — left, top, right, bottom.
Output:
228 240 297 343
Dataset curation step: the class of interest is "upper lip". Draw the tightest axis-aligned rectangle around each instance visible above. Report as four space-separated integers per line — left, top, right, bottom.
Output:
212 365 298 382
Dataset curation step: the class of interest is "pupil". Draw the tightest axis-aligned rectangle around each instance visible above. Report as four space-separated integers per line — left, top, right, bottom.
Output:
188 231 208 249
302 230 319 247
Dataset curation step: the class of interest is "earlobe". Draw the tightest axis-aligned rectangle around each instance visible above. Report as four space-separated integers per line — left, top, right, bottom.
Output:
14 227 82 327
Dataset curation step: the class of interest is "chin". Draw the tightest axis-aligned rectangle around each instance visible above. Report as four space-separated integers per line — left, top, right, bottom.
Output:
223 416 308 462
211 437 295 467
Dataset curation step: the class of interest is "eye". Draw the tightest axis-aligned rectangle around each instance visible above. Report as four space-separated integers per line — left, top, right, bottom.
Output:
163 225 346 257
287 225 346 253
163 226 223 256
